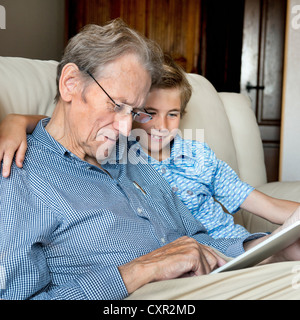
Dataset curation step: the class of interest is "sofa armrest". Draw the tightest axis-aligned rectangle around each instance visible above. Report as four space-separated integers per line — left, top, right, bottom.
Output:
257 181 300 202
218 92 267 188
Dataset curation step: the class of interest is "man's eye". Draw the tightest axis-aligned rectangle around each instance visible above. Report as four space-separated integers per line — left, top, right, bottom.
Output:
114 103 127 113
108 101 116 110
144 109 156 115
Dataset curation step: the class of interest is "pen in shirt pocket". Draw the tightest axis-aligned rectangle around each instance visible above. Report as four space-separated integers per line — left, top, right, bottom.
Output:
133 181 147 195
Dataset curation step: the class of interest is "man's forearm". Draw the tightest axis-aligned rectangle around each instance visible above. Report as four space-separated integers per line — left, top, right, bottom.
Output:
118 259 154 294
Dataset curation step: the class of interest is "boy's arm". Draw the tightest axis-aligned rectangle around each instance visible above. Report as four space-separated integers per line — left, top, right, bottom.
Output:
240 189 300 224
0 114 45 177
204 144 299 225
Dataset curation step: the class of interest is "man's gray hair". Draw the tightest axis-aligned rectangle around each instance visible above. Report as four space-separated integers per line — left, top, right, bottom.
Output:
55 19 163 103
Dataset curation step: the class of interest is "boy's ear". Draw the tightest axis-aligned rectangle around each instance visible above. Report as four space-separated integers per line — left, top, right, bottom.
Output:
59 63 81 102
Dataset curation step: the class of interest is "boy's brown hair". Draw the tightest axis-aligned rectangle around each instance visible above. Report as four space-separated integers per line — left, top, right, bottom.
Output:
151 53 192 117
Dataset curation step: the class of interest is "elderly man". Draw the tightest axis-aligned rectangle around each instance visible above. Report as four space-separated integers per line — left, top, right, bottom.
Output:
1 19 300 300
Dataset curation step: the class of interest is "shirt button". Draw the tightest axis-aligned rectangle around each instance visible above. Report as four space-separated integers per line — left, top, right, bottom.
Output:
187 190 194 196
172 186 178 192
161 167 166 174
161 237 166 244
137 207 143 214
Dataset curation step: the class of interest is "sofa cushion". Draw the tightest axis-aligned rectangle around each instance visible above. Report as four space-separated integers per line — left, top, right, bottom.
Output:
181 73 239 174
0 57 57 121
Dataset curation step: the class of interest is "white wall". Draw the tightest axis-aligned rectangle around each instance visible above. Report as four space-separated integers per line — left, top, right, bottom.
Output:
280 0 300 181
0 0 65 61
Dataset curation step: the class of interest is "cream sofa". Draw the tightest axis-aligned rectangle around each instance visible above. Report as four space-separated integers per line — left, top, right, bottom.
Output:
1 56 300 233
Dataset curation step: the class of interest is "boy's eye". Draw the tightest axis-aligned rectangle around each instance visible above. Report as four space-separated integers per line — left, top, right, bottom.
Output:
168 113 180 118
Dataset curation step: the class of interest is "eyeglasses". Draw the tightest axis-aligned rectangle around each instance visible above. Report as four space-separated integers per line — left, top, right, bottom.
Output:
86 71 152 124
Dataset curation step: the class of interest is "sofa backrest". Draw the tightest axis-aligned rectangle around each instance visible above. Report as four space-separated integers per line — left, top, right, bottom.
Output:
0 57 57 120
181 73 239 175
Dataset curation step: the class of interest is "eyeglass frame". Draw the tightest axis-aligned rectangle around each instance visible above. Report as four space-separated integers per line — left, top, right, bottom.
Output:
86 71 153 123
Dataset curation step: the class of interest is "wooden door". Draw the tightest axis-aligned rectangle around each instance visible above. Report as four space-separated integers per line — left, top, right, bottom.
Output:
66 0 201 73
240 0 287 182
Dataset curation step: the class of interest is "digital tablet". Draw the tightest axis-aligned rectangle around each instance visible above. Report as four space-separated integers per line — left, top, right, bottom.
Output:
211 220 300 274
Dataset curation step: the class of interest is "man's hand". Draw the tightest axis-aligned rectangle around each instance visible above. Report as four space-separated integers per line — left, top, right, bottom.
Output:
118 236 226 294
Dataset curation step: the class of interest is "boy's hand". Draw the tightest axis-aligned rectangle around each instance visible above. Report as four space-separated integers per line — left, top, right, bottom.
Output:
0 114 28 177
247 206 300 264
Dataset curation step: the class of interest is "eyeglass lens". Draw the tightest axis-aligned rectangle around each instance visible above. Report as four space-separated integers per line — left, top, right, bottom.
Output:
134 113 151 123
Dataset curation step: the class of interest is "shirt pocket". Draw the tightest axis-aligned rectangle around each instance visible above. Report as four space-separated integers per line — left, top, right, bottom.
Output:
143 183 175 208
179 184 212 211
141 183 187 232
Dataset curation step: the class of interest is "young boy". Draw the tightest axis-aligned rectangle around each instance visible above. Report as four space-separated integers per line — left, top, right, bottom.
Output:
129 55 299 238
0 54 298 239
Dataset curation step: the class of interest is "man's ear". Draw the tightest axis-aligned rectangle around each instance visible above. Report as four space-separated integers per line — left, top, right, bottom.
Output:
59 63 81 102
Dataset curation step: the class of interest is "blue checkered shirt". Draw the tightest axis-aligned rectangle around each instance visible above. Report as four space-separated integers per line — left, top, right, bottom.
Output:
132 135 254 239
0 119 262 300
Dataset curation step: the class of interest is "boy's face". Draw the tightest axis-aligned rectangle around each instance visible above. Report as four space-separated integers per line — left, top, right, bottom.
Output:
132 87 181 161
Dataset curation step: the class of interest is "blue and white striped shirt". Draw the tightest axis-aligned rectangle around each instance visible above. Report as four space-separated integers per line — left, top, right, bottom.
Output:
0 119 261 300
131 136 253 239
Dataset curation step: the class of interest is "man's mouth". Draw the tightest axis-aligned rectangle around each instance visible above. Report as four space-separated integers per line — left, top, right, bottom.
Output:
105 136 117 142
96 132 118 143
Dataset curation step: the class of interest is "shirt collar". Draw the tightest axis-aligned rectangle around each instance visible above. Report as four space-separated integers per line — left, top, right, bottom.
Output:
31 118 70 157
171 135 195 160
127 134 196 165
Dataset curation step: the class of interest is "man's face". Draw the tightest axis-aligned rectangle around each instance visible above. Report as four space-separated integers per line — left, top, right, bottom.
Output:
67 54 151 164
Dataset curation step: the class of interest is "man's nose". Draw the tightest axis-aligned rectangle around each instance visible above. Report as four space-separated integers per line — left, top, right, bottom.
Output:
114 114 133 137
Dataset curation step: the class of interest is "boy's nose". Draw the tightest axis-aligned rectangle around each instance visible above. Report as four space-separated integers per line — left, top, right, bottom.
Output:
155 116 168 130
